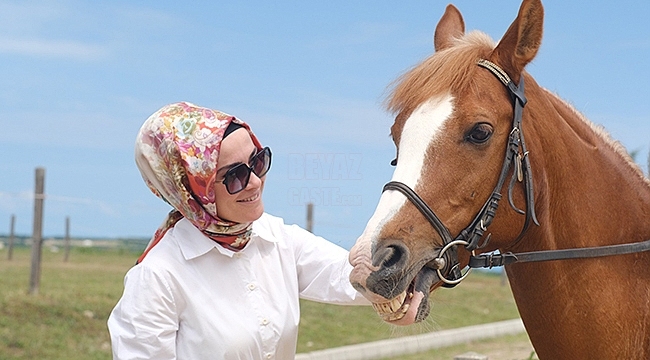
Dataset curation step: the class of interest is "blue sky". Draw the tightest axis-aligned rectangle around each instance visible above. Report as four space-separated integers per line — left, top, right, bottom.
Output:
1 0 649 250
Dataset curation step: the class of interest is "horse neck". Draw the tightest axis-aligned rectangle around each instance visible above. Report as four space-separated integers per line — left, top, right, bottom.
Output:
503 86 650 359
525 87 650 249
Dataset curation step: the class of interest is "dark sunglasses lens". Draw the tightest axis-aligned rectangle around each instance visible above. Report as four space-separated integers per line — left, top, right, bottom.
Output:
223 148 271 195
224 165 251 194
251 148 271 178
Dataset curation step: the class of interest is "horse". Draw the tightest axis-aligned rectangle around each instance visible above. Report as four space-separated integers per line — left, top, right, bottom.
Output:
348 0 650 359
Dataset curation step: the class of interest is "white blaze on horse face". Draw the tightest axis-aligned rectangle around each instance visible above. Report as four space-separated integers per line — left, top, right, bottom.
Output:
359 95 454 243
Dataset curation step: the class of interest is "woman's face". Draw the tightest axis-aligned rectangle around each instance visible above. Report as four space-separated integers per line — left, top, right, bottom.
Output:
214 128 265 224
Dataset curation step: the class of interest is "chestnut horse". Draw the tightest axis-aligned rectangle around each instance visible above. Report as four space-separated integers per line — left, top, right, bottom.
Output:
349 0 650 359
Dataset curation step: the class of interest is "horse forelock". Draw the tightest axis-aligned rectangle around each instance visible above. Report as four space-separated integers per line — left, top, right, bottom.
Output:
386 31 495 120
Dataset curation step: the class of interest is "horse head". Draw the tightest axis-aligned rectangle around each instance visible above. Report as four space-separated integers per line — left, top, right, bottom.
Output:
349 0 545 325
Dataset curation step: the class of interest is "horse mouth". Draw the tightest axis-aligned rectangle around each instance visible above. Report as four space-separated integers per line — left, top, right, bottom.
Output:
370 266 438 325
372 286 414 322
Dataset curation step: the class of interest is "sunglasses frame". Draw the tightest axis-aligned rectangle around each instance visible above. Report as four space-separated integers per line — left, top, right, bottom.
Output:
221 147 272 195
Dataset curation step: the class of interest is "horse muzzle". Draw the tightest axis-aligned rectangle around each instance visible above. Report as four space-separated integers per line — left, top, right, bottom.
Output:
349 241 453 324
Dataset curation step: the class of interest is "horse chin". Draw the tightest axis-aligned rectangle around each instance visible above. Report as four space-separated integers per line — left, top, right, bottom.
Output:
371 266 438 326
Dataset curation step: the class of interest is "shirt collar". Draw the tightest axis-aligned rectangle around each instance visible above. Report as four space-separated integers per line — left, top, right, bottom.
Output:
174 216 277 260
251 216 277 243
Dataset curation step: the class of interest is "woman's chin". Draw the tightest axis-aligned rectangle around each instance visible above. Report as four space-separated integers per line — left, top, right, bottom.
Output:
236 202 264 223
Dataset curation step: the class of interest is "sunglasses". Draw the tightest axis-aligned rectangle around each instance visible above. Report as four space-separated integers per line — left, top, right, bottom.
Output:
221 147 272 195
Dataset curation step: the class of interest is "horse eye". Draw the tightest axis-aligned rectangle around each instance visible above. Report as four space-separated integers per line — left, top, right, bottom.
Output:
465 123 493 144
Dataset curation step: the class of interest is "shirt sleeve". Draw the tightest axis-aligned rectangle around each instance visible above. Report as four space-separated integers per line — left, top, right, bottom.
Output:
107 264 179 360
286 223 370 305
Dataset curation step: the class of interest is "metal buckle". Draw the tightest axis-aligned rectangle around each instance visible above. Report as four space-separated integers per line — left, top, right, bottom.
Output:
433 239 475 286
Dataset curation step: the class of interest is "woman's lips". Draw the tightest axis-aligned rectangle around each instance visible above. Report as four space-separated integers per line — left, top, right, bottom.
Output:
238 193 259 203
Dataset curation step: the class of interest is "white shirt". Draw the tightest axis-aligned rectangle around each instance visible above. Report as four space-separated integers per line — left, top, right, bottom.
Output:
107 213 368 360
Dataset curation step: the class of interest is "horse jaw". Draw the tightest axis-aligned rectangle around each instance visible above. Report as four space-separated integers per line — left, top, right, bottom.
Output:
349 95 453 324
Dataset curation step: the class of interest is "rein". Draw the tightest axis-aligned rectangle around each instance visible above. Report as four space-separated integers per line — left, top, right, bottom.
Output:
383 58 650 286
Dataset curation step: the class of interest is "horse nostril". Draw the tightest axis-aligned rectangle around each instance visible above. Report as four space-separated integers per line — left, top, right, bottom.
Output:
366 243 409 299
374 244 406 269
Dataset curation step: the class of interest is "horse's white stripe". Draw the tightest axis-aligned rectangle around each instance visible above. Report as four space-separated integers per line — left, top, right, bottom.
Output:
360 95 453 241
392 95 453 187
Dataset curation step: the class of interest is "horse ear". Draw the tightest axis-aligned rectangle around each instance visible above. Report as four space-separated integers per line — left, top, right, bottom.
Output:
434 4 465 51
490 0 543 83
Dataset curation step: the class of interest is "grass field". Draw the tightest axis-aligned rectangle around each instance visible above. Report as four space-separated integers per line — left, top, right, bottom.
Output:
0 246 526 359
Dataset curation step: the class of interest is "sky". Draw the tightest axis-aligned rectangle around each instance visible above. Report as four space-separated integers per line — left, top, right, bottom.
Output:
1 0 649 250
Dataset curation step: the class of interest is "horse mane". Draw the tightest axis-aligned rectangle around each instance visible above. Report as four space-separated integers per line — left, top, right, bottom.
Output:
542 89 650 187
386 31 495 115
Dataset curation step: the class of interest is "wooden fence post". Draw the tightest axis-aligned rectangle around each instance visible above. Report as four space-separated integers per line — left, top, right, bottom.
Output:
306 202 314 233
64 216 70 262
29 167 45 295
7 214 15 261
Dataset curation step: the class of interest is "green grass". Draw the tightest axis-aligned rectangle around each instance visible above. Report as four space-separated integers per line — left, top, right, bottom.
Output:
0 247 134 360
297 270 520 353
0 247 523 359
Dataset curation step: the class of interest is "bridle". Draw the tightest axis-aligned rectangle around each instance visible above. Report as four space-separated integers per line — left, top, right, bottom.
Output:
383 58 650 287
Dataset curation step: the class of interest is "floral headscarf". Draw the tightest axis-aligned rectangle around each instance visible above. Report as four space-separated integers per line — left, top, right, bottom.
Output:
135 102 262 263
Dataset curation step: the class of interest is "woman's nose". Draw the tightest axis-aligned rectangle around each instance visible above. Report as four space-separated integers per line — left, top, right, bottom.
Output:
246 171 263 189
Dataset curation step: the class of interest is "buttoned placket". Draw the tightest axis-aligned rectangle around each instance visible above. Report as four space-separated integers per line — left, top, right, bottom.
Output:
235 248 276 358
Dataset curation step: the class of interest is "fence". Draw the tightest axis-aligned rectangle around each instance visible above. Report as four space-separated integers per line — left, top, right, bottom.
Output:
296 319 525 360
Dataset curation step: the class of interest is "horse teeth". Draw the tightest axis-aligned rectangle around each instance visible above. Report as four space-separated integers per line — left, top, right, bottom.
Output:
399 303 410 315
372 291 408 318
382 303 409 321
390 292 406 312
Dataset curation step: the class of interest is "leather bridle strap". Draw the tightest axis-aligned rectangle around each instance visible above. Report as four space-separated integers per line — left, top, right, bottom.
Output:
382 58 650 284
383 181 453 244
468 59 650 268
470 238 650 268
381 58 539 286
382 181 463 287
476 59 539 244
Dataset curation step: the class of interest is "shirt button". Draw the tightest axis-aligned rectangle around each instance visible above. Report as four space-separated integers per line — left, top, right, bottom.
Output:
265 354 272 359
248 283 256 291
261 318 269 325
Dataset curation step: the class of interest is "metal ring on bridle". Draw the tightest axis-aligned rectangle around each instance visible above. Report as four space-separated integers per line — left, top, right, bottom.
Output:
435 239 475 285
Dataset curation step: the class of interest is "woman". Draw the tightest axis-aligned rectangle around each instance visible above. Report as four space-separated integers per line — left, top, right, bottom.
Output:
107 102 368 360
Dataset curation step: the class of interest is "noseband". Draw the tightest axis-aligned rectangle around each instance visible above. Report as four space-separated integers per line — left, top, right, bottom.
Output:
383 59 650 287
